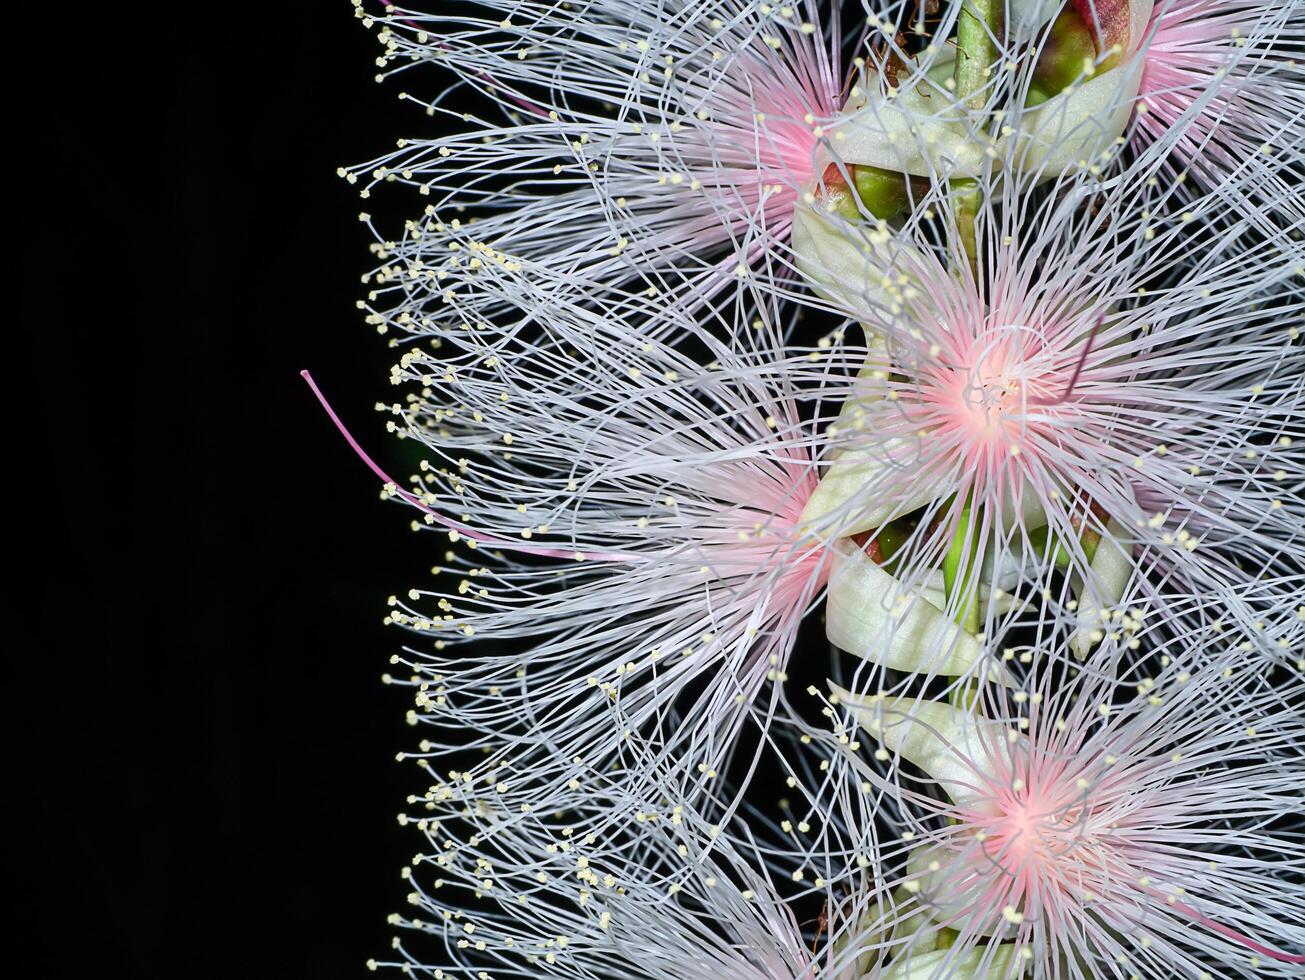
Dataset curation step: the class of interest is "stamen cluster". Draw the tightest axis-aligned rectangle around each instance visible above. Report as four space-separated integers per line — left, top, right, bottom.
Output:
332 2 1305 977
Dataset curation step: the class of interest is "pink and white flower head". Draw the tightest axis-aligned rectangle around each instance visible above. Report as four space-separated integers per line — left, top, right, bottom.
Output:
368 752 911 980
796 149 1304 659
347 0 843 333
1134 0 1304 216
785 612 1305 978
315 286 850 810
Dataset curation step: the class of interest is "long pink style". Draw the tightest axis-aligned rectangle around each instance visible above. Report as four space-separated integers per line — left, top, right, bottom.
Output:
301 370 629 562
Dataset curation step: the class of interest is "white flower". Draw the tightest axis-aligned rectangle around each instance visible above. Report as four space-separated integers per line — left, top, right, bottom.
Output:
349 0 845 333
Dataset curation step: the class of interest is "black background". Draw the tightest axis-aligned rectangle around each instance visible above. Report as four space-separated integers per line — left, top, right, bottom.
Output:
21 3 429 976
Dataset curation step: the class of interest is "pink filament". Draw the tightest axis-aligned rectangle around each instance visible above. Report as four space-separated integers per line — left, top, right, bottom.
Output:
301 370 627 563
1166 894 1305 965
1030 310 1106 407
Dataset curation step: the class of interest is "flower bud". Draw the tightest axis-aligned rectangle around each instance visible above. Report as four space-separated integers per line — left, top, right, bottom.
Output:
830 58 986 179
1069 517 1133 658
1028 7 1104 106
1013 1 1153 176
833 691 1018 809
826 543 1000 679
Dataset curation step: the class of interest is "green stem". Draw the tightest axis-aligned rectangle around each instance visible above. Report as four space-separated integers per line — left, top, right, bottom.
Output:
942 3 1005 633
942 494 981 635
954 0 1003 112
950 0 1004 278
953 179 981 280
1028 522 1103 571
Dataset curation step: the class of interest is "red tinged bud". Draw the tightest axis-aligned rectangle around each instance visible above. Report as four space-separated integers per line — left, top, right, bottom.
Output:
817 162 929 221
1070 0 1131 54
1028 4 1125 105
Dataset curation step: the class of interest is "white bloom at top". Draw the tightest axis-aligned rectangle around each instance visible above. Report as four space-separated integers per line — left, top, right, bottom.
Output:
349 0 845 332
795 149 1305 651
349 282 853 812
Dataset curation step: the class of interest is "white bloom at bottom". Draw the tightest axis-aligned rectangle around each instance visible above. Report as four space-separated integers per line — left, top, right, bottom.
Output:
825 636 1305 977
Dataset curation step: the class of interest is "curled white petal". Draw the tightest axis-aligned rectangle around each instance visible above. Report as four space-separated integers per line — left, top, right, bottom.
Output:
834 691 1015 810
1012 54 1145 177
1070 517 1134 658
799 440 953 539
826 543 988 678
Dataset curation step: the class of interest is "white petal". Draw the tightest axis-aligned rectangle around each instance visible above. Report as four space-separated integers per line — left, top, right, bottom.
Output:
829 330 890 449
1009 0 1061 35
834 691 1014 810
1070 517 1134 658
799 439 953 539
826 544 990 678
1128 0 1156 53
1012 54 1144 177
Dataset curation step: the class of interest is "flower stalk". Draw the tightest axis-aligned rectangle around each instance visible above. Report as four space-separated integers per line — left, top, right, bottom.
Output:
953 0 1003 112
941 492 981 635
951 0 1004 279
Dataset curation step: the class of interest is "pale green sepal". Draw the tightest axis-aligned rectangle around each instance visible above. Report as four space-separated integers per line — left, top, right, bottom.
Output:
791 203 920 324
825 545 986 678
879 943 1023 979
832 691 1016 809
1070 517 1133 658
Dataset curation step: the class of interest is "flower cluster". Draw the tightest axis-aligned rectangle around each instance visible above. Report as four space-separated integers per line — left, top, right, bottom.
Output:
334 0 1304 976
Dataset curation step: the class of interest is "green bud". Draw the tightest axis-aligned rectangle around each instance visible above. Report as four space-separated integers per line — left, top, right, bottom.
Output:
816 163 925 222
852 165 919 221
1030 7 1105 105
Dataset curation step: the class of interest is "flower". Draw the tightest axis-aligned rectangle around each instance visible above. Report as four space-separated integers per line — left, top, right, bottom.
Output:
336 5 1305 977
325 281 850 809
794 150 1305 656
347 0 844 334
1134 0 1305 219
370 745 825 979
767 582 1305 979
828 648 1305 976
